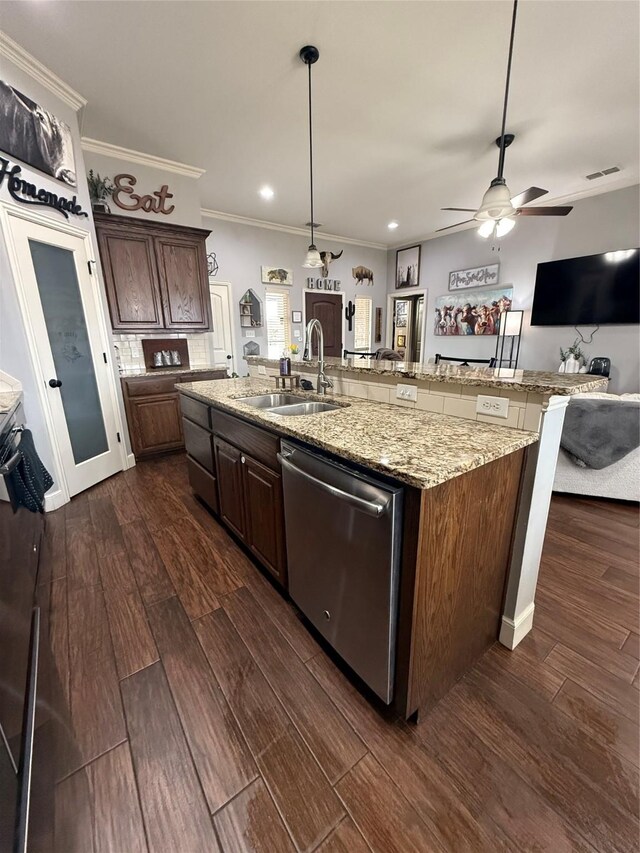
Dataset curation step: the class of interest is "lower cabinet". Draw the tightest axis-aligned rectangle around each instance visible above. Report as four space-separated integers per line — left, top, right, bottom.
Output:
213 434 287 586
127 393 184 458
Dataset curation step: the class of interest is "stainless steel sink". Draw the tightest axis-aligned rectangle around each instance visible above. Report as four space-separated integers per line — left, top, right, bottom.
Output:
236 393 306 408
268 401 342 416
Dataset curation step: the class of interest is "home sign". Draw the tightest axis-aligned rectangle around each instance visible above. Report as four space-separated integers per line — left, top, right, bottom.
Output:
113 173 175 215
0 157 88 219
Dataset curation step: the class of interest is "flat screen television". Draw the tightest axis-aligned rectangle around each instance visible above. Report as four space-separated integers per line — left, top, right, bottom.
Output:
530 249 639 325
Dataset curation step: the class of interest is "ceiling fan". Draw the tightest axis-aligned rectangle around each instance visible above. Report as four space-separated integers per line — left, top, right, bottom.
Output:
438 0 573 238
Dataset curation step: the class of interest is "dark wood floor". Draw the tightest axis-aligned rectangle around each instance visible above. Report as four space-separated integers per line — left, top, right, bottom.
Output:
43 455 639 852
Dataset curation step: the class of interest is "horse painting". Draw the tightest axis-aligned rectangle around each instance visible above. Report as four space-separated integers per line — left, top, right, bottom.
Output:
0 80 77 187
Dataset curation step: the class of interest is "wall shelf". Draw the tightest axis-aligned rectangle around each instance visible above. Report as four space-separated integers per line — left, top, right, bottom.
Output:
239 289 262 328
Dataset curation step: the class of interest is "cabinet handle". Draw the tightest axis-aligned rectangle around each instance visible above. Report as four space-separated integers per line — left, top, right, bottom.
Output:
240 455 246 464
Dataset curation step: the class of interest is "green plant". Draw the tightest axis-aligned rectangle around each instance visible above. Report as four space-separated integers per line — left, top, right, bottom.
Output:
559 338 585 363
87 170 114 201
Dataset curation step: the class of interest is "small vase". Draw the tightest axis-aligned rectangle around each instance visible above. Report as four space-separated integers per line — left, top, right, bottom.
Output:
92 199 111 214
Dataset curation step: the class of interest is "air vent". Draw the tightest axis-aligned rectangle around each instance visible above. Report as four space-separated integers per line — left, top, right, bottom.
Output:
585 166 621 180
304 221 322 228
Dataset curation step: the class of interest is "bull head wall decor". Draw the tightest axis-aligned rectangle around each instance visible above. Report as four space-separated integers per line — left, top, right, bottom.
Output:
319 249 343 279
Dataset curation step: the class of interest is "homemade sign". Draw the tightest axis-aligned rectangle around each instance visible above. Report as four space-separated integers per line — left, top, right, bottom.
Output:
0 157 88 219
112 173 175 215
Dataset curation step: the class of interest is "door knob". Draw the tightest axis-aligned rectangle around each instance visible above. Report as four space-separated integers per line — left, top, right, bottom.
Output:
48 378 62 388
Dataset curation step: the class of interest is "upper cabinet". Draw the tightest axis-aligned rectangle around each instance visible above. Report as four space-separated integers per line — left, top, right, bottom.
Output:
94 213 212 332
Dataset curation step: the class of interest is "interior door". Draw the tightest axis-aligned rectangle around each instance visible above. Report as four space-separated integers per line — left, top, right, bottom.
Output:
304 292 342 357
7 215 122 498
209 283 234 372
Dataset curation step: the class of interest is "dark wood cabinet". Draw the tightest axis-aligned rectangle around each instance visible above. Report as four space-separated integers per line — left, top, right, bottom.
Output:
94 213 211 332
123 370 225 459
243 455 286 582
213 436 247 541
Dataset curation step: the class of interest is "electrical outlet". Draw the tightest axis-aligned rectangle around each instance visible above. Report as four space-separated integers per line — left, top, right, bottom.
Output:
396 383 417 402
476 395 509 418
258 365 266 375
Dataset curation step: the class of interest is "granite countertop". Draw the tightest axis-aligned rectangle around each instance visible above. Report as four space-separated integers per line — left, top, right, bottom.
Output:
0 390 22 414
179 377 538 489
245 356 608 396
119 365 224 379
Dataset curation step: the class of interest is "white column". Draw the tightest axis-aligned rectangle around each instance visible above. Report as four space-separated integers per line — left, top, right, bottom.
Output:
500 394 569 649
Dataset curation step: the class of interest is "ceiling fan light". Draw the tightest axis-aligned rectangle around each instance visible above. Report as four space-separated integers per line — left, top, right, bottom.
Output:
475 181 515 221
477 221 496 238
496 216 516 236
302 245 323 268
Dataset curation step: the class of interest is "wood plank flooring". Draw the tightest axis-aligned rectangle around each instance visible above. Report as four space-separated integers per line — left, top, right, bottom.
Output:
41 454 639 852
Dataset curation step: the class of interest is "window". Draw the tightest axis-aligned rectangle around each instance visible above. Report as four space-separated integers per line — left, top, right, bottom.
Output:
265 290 291 359
354 296 372 352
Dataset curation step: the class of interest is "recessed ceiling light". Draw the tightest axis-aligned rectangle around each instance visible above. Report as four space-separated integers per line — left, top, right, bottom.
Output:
388 221 399 230
259 186 275 200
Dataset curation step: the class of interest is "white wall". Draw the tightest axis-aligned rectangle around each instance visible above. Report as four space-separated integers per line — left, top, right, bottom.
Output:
386 185 640 392
203 216 388 374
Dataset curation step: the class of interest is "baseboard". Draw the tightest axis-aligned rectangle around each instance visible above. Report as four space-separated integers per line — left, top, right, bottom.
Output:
44 488 68 512
125 452 136 470
499 602 535 649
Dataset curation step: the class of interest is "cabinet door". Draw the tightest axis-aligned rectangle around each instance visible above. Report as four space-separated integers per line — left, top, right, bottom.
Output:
155 235 212 330
127 394 184 458
243 455 287 585
213 436 247 541
96 228 164 331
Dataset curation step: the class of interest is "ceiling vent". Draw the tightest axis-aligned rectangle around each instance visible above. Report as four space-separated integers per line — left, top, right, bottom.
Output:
304 221 322 229
585 166 621 180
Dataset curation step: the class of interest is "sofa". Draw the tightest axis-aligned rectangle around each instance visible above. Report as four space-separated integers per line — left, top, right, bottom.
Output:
553 392 640 502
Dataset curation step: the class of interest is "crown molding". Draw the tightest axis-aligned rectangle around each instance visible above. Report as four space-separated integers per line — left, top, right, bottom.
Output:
81 138 206 179
201 208 387 251
0 30 87 111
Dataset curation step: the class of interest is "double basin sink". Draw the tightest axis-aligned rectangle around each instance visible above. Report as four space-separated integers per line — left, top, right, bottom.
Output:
237 393 343 417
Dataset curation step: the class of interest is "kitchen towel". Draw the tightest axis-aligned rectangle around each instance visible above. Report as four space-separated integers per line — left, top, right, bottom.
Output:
8 429 54 513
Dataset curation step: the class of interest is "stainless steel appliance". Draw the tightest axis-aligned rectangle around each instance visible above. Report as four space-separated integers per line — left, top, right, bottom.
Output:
279 441 403 703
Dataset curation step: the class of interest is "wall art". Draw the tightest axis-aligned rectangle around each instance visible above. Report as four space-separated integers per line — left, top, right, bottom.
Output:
434 286 513 337
113 173 175 215
448 263 499 291
319 249 343 278
375 307 383 343
395 245 421 288
352 265 374 286
0 157 87 219
261 266 293 285
292 310 302 323
0 80 77 186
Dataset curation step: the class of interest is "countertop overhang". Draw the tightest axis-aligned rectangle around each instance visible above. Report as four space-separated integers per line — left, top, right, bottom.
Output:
245 356 609 396
178 378 538 489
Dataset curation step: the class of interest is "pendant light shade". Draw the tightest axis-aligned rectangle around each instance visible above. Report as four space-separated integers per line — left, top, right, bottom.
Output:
474 179 516 221
300 45 321 268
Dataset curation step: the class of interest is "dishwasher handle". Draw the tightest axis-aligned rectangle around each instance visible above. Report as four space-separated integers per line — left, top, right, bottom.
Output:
278 452 388 517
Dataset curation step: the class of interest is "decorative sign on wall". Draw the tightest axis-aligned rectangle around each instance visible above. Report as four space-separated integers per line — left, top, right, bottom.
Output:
112 173 175 215
261 266 293 285
448 263 499 291
375 307 383 343
0 157 88 219
434 286 513 336
0 80 77 186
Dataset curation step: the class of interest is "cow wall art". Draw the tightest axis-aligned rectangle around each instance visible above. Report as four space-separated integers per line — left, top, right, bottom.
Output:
434 286 514 336
0 81 77 187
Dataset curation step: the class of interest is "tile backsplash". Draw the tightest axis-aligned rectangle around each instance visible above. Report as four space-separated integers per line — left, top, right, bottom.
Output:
113 333 211 372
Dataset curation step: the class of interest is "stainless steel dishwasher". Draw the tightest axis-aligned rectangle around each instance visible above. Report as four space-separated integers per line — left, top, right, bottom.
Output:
278 440 403 703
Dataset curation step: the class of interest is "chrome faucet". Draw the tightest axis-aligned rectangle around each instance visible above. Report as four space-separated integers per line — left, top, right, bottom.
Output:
303 318 333 395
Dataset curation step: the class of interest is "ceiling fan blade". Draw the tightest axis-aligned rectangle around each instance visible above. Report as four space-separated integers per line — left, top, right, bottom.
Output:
510 186 548 208
441 207 476 212
435 219 475 232
516 206 573 216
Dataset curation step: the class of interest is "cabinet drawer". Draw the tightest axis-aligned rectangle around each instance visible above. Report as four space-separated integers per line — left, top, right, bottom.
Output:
123 376 178 397
183 418 214 472
210 408 279 471
187 457 219 515
180 394 210 428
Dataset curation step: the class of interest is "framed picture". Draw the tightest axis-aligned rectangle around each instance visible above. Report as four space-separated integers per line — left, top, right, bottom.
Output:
292 310 302 323
261 266 293 285
434 286 513 337
375 307 383 343
394 300 408 328
448 263 499 291
0 80 77 186
395 245 421 288
396 334 406 348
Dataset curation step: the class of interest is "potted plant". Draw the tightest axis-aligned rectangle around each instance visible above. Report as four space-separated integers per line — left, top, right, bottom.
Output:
87 170 115 213
558 338 588 374
289 344 300 361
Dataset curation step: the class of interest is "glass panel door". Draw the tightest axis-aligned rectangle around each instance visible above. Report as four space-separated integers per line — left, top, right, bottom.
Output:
28 240 109 465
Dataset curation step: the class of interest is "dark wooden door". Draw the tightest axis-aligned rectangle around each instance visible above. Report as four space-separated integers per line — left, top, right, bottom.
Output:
97 229 164 331
127 394 184 458
242 455 287 585
304 292 343 357
213 436 247 541
155 236 212 331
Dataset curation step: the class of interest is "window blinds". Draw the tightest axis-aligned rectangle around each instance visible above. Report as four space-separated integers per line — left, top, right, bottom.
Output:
354 296 372 351
265 290 291 359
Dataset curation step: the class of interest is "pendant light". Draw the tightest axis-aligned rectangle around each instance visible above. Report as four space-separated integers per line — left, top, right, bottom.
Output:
300 45 323 269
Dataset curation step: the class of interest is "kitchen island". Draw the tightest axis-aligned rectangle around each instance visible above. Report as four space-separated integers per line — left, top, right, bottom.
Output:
178 377 538 719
